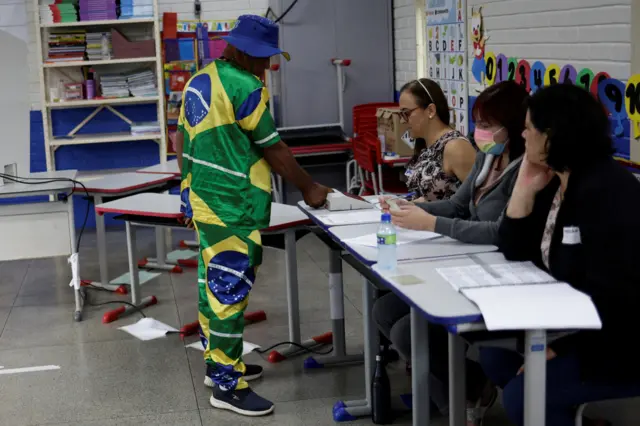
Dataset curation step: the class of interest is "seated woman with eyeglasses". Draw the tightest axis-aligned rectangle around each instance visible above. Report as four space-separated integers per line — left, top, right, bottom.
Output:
375 80 530 424
480 84 640 426
400 78 476 202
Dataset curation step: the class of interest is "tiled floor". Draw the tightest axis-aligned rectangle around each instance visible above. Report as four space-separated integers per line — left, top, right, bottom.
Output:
0 227 511 426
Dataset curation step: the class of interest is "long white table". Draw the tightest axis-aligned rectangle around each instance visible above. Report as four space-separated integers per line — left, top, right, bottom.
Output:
297 201 580 426
0 170 83 320
94 194 327 358
80 172 176 293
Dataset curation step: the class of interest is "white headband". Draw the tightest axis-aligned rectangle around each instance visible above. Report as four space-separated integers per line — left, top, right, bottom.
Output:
415 79 434 104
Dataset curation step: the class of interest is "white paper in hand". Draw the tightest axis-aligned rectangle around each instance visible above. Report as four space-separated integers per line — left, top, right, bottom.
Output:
119 318 179 341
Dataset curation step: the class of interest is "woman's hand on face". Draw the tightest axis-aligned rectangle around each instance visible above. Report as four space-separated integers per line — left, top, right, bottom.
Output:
390 203 436 231
514 157 555 195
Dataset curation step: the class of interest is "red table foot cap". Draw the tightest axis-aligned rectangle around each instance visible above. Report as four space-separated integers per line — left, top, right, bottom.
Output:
180 321 200 339
115 285 128 295
268 350 286 363
313 331 333 345
170 265 183 273
244 310 267 324
138 258 149 267
102 306 126 324
179 240 190 248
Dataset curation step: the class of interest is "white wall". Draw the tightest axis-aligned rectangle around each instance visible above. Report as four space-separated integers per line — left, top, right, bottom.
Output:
1 0 30 174
393 0 417 91
392 0 633 93
26 0 269 110
467 0 632 92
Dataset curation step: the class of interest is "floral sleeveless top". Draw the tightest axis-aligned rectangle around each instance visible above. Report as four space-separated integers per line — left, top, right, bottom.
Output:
405 130 467 201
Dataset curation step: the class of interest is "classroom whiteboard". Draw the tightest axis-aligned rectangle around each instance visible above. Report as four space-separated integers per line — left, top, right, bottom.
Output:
0 29 29 175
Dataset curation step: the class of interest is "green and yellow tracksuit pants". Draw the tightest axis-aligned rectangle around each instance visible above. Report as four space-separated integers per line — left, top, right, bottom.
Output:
195 222 262 391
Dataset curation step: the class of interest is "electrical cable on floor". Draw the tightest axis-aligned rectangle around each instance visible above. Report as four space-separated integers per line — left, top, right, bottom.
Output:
254 340 334 356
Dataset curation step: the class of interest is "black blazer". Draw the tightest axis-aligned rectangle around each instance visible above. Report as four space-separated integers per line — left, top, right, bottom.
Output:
499 158 640 383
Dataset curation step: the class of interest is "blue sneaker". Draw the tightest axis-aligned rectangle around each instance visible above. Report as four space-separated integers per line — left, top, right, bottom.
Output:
210 385 274 416
204 364 263 387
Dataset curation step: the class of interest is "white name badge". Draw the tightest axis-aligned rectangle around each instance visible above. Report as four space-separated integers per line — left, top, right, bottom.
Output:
562 226 581 245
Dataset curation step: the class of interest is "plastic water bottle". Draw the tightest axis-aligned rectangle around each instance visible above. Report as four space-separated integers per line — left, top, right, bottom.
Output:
377 213 397 270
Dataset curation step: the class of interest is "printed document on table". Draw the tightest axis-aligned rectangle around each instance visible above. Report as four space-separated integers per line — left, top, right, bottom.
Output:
318 209 382 225
463 283 602 330
343 228 441 247
436 261 556 291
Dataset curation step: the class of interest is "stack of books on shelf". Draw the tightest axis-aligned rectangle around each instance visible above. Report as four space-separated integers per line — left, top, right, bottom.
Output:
46 31 86 63
79 0 117 21
98 73 130 98
86 31 112 60
127 69 157 97
131 121 161 135
119 0 154 19
39 0 79 24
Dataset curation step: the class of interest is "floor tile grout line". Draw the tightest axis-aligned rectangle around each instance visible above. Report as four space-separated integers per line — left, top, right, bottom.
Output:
30 409 204 426
0 259 32 339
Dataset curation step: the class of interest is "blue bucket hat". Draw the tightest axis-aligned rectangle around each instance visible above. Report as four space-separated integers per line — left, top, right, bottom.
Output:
221 15 290 61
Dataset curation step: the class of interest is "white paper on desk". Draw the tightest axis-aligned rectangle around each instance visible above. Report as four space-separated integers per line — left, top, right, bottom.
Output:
437 261 556 291
343 228 440 247
318 209 382 225
185 340 261 356
119 318 179 341
463 283 602 331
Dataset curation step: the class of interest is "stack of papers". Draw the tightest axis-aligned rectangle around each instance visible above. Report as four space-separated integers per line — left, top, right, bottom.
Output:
436 261 602 331
40 0 79 24
98 72 129 98
131 121 161 135
343 228 440 248
46 31 86 63
126 69 157 97
119 0 154 19
86 31 111 60
79 0 117 21
317 209 382 226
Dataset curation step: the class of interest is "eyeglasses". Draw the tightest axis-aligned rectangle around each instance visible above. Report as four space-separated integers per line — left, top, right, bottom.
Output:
399 107 421 122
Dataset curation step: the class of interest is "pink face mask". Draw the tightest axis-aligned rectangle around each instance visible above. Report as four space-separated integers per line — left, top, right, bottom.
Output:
474 127 507 155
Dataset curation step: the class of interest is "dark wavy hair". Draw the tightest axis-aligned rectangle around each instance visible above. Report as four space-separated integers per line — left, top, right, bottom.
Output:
526 84 613 172
472 81 529 162
400 78 451 164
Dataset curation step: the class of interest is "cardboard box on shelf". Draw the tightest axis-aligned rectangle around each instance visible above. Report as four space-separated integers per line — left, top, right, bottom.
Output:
376 107 414 158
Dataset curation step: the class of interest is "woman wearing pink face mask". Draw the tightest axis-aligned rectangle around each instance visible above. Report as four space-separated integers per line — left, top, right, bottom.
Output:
374 81 529 424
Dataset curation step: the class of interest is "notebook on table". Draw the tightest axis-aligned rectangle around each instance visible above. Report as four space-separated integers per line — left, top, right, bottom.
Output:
436 261 602 331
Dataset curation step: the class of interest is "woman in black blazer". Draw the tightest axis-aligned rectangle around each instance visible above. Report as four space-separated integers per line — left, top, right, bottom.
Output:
480 84 640 426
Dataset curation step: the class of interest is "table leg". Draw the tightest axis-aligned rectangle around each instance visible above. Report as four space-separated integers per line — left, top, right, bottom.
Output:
411 307 430 426
139 226 182 273
449 333 466 426
269 229 333 363
81 195 127 294
305 247 363 368
102 221 157 323
67 195 84 322
524 329 547 426
333 277 378 422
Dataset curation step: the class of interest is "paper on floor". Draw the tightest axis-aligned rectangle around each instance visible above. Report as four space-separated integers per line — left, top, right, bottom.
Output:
185 340 261 356
166 249 198 263
119 318 179 341
110 270 161 286
463 283 602 331
343 228 440 248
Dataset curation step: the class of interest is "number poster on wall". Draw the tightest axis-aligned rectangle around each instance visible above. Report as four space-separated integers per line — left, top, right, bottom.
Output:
426 0 468 135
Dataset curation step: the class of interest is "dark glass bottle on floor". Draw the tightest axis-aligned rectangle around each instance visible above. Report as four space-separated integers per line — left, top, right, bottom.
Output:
372 354 392 424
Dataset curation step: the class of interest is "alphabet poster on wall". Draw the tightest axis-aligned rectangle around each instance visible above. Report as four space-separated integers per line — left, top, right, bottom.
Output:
426 0 468 135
